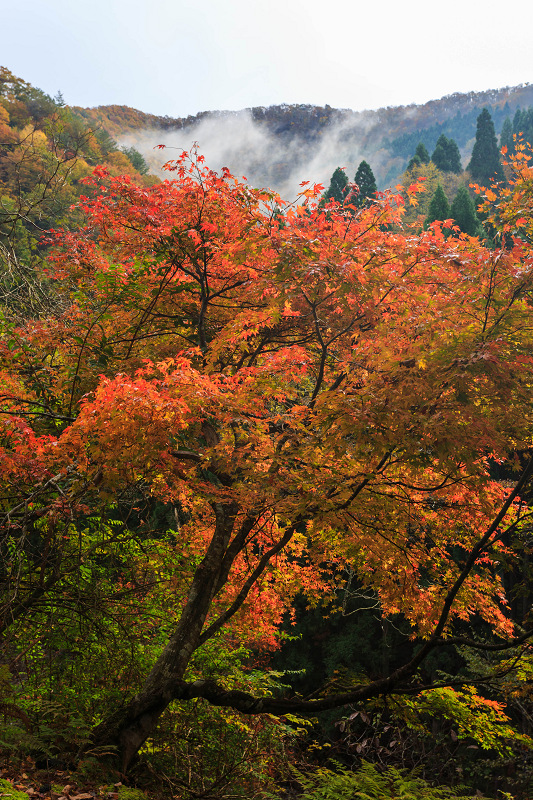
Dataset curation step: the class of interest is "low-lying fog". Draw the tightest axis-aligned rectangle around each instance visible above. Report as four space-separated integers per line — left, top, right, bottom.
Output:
119 109 405 199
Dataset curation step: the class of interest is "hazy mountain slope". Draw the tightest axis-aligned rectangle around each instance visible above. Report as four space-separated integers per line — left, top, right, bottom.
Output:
72 82 533 196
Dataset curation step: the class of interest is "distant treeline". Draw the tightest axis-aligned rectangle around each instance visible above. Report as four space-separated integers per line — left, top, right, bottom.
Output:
386 103 511 162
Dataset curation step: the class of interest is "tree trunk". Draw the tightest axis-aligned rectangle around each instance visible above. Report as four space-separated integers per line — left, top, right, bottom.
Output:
90 500 238 772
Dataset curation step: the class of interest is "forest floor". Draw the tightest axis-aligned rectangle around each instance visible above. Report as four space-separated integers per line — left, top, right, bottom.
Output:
0 760 157 800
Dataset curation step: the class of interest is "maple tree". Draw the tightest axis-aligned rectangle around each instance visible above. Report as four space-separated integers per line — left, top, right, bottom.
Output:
3 147 533 774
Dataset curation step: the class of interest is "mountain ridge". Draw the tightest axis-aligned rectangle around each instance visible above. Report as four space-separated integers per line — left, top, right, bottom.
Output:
72 81 533 140
70 81 533 193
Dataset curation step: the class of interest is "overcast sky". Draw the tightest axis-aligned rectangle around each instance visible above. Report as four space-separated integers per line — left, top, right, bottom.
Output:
4 0 533 117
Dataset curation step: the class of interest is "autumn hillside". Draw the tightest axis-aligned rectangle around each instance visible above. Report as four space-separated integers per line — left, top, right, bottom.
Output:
6 65 533 800
71 81 533 188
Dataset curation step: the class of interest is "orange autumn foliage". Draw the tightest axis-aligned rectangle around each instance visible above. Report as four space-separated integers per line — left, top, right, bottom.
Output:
3 149 533 638
3 148 533 767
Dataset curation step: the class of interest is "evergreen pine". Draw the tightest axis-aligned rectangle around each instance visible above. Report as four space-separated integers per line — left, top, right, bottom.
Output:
450 187 480 237
518 108 533 150
510 107 533 152
323 167 349 205
431 135 450 171
500 117 514 154
121 146 150 175
513 108 524 137
424 184 451 229
467 108 504 185
95 128 119 156
415 142 430 164
431 135 462 173
524 108 533 136
353 160 377 208
446 138 462 173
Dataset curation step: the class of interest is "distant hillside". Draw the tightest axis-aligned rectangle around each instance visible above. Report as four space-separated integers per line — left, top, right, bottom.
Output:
3 62 532 310
0 65 158 293
72 82 533 192
72 102 340 140
72 83 533 143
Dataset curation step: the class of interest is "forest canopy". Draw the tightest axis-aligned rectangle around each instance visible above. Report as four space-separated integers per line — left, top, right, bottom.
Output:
4 68 533 799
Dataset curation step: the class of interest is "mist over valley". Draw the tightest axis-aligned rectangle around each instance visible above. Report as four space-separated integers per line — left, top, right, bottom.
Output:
74 81 533 197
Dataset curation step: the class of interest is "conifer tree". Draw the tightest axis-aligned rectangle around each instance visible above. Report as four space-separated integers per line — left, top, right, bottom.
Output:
467 108 504 186
523 108 533 137
415 142 430 164
323 167 349 205
432 135 450 172
121 146 150 175
510 107 533 152
513 108 523 135
424 184 451 229
445 138 462 174
450 186 480 237
353 160 377 208
431 135 462 173
500 117 514 155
